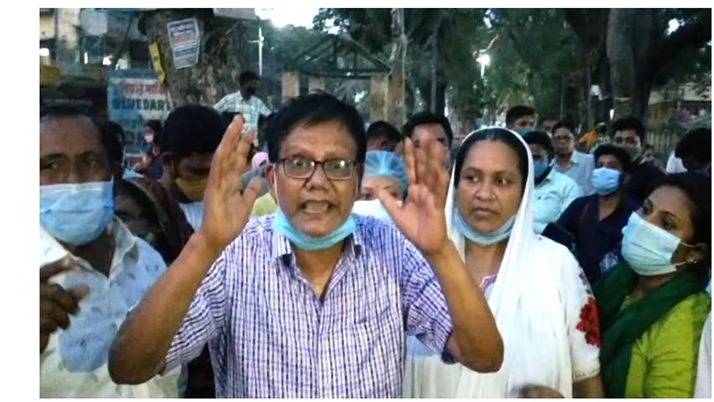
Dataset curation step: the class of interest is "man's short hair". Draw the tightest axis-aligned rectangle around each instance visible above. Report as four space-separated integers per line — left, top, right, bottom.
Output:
552 120 576 136
402 112 453 147
610 116 646 143
239 71 259 86
163 104 225 161
506 105 536 126
524 131 554 156
366 121 402 145
41 105 118 168
594 144 634 174
675 127 711 162
265 92 367 163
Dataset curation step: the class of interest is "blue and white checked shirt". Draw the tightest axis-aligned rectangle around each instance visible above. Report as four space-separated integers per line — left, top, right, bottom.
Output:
214 92 271 131
164 214 454 398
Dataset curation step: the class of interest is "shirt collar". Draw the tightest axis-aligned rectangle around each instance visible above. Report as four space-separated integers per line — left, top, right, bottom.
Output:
569 151 580 164
39 217 140 277
269 215 364 265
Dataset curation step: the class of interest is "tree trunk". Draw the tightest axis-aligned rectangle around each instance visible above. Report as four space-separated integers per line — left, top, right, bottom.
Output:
388 8 407 127
417 77 447 115
142 9 252 106
606 9 654 121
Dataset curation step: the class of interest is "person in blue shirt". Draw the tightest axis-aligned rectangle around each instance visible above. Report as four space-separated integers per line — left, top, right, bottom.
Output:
524 131 583 234
558 144 639 284
552 120 596 195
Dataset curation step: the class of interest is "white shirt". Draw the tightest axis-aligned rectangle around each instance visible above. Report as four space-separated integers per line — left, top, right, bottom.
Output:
695 314 711 398
179 201 204 231
666 152 688 173
553 151 595 196
40 218 180 397
532 169 584 234
214 92 271 131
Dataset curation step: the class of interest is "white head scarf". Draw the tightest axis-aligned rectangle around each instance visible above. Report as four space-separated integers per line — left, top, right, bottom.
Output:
404 127 573 398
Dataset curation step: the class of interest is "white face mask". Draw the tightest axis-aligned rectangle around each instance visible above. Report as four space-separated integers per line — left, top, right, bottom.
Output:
352 199 401 222
621 213 693 276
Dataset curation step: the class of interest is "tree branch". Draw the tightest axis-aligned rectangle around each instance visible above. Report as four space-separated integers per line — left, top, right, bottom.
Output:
649 9 711 82
563 9 609 50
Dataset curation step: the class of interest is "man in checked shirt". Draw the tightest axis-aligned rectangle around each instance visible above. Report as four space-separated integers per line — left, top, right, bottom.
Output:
109 93 503 398
214 70 272 145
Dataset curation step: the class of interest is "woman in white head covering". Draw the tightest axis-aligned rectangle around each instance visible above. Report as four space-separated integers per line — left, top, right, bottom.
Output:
403 127 604 398
352 150 407 221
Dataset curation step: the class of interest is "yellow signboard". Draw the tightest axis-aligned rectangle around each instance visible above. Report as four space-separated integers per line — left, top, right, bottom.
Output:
40 65 62 86
149 42 166 84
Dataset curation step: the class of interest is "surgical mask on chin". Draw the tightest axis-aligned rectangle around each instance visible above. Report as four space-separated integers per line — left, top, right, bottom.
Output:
591 167 622 195
352 199 401 222
453 208 515 246
271 176 357 251
40 180 115 246
621 212 692 276
175 176 208 202
620 145 641 161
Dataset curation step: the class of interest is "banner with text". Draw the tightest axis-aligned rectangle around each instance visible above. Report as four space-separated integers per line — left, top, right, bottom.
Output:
108 69 173 164
167 18 200 69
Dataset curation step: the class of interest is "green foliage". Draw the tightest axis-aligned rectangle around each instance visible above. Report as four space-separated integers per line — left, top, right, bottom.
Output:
311 8 710 123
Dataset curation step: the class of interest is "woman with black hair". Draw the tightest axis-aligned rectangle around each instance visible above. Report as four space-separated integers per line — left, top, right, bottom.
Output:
404 128 603 398
595 172 711 398
133 120 164 180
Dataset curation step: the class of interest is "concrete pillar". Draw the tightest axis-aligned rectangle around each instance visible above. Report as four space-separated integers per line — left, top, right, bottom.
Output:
388 72 406 127
281 71 300 99
308 76 325 93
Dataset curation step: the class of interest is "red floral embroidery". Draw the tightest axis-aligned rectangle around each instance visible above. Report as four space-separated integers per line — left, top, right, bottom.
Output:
576 297 602 347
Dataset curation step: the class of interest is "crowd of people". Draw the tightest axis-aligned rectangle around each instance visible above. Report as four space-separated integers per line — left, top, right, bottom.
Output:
39 70 711 398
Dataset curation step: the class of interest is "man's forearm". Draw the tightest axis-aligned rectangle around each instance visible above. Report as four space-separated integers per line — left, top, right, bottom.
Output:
574 374 604 398
108 233 222 384
425 241 503 372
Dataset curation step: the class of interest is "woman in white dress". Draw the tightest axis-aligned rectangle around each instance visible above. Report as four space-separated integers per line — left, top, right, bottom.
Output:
403 127 604 398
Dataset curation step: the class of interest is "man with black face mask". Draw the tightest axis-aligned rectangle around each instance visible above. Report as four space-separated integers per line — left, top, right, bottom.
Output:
214 70 271 145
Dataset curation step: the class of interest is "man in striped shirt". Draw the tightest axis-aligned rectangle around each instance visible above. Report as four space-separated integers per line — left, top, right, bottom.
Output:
109 93 503 398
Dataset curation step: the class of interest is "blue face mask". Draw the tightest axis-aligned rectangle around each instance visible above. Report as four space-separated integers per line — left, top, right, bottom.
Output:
515 129 532 137
591 167 622 195
271 177 357 251
621 212 692 276
454 208 516 246
533 160 550 179
272 208 356 251
40 180 115 246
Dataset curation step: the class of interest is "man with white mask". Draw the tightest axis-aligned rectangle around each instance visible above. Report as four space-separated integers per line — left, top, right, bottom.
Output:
108 93 504 398
353 150 408 221
403 127 604 398
39 107 179 397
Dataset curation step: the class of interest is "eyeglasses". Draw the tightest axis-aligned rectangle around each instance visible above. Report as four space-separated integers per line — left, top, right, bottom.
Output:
278 156 357 180
613 136 639 145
